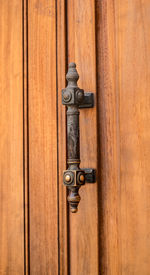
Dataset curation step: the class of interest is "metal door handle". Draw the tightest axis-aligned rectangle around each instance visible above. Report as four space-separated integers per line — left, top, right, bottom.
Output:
62 63 96 213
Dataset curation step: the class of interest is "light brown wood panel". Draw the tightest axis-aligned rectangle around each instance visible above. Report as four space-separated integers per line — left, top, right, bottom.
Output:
57 1 68 274
0 1 24 274
96 0 120 273
28 0 58 273
96 0 150 274
67 1 99 274
23 0 29 274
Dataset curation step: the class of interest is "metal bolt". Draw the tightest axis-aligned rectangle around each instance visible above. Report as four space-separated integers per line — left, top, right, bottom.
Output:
65 174 71 182
63 91 72 102
79 174 84 182
76 89 84 102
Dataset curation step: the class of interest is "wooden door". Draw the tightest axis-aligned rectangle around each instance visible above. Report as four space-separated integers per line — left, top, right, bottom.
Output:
1 1 150 274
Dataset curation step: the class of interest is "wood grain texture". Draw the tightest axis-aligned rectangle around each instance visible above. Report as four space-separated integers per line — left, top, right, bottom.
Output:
0 1 24 274
67 1 99 274
23 0 29 274
57 0 68 274
28 0 58 273
96 0 150 274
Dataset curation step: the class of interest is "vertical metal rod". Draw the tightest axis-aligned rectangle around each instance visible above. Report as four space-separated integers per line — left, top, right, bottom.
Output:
67 106 80 168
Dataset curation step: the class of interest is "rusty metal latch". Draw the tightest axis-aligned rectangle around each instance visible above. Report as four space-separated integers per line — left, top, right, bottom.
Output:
62 63 96 213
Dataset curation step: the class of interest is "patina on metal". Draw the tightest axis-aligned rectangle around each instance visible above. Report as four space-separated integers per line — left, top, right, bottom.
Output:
62 62 96 213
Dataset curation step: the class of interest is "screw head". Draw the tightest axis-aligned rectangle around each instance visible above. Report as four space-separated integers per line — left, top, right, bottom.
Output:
63 90 72 102
65 174 71 182
64 171 74 185
76 89 84 103
79 174 85 182
77 171 85 185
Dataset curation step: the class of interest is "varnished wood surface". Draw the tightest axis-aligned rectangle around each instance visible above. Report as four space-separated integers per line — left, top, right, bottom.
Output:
23 0 29 273
67 1 99 274
57 0 68 274
96 0 150 274
0 1 24 274
28 0 58 273
1 1 150 274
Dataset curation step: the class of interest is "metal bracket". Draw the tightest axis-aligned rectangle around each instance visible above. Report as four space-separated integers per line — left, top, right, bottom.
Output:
83 168 96 183
79 92 94 109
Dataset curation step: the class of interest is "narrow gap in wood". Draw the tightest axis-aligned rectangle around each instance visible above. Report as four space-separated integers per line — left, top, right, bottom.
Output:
55 0 60 274
65 1 70 274
57 0 69 273
23 0 30 274
22 0 25 272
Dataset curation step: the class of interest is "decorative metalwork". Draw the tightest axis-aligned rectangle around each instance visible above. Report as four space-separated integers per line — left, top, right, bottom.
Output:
62 63 96 213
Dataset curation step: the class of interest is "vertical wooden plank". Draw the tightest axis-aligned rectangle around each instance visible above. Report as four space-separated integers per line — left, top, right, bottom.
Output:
28 0 58 273
57 1 68 275
0 1 24 274
117 1 150 274
67 1 99 274
23 0 29 274
96 0 120 274
96 0 150 274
